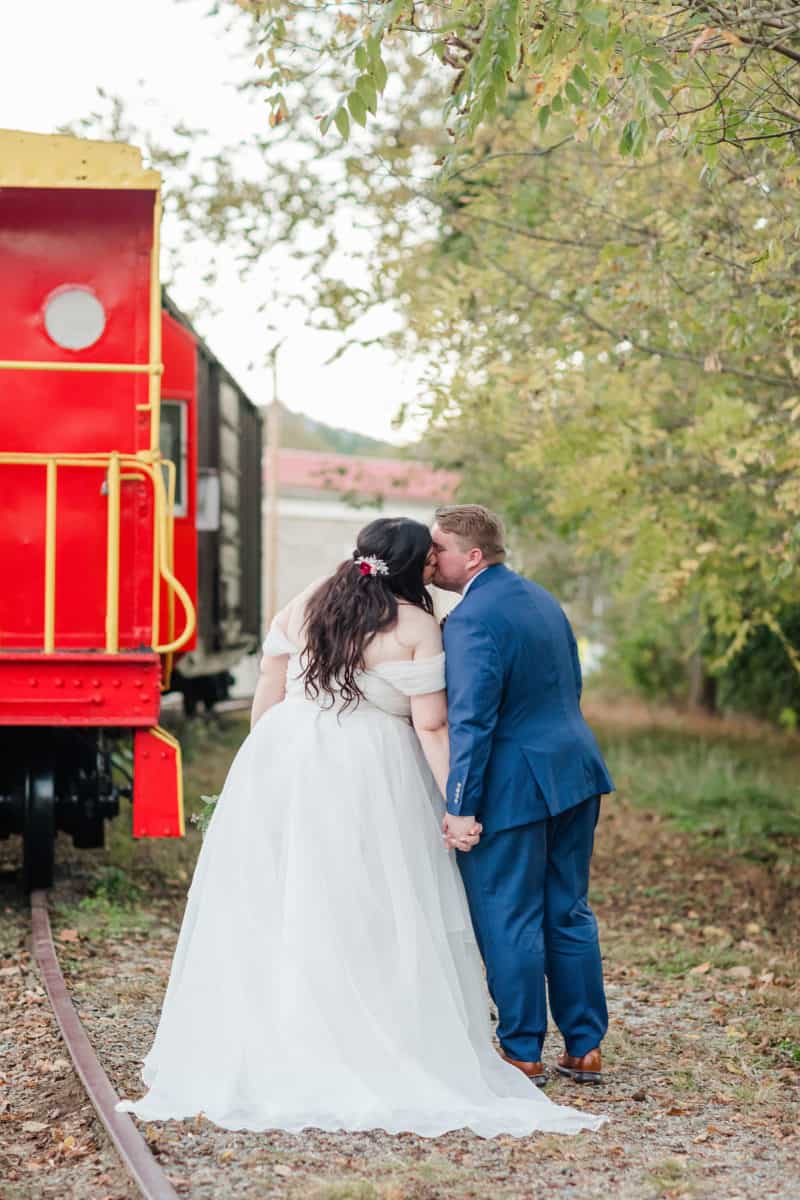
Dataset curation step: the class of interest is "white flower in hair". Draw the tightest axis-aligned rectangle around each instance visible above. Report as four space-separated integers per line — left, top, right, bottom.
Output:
355 555 389 577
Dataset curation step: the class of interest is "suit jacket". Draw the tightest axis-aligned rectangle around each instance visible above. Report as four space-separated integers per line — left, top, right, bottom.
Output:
443 564 613 834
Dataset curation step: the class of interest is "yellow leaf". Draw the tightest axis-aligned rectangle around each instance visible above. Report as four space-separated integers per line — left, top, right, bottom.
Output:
690 27 719 59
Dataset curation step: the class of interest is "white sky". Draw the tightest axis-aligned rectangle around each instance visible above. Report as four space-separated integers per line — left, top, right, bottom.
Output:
0 0 424 444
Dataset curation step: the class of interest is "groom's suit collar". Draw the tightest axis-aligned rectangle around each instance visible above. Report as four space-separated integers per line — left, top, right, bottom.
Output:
460 562 508 599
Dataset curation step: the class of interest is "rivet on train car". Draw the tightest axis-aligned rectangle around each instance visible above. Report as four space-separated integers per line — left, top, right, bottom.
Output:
28 678 38 687
112 679 121 688
139 693 148 702
73 679 82 688
92 678 101 687
55 678 64 688
133 678 142 687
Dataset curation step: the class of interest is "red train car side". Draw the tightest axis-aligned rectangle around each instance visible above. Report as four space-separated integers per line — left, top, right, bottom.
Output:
0 130 196 888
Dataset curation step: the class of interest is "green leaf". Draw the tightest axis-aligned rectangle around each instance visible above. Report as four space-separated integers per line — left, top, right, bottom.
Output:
572 65 591 92
632 116 648 157
582 7 608 27
565 81 582 105
373 56 388 93
502 35 518 72
355 44 368 72
619 119 637 155
356 74 378 115
492 61 507 99
703 141 719 168
334 106 350 140
348 91 367 127
551 93 563 113
650 87 670 111
649 62 674 90
538 105 551 131
319 112 333 135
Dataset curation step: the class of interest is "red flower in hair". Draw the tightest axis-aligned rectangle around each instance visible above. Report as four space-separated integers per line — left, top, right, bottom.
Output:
359 561 372 577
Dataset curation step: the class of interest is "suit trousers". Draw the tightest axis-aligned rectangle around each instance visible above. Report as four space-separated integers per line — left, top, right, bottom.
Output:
456 795 608 1062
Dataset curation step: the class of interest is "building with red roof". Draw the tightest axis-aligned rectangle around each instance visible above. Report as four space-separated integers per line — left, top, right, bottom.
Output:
263 448 460 613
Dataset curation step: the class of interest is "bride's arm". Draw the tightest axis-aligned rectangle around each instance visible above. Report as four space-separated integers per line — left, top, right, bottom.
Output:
411 691 449 797
251 652 289 728
251 577 330 729
406 609 449 794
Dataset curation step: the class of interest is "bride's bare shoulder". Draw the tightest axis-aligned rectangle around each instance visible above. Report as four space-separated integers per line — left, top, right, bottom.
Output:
395 604 442 653
277 576 330 636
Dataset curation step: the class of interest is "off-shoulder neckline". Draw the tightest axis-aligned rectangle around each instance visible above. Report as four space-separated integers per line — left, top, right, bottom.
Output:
267 622 444 674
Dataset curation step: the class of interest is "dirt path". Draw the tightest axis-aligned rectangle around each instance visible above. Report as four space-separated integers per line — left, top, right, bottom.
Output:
2 789 798 1199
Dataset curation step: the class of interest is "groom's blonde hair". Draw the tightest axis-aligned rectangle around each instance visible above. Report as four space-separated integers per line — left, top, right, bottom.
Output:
434 504 506 562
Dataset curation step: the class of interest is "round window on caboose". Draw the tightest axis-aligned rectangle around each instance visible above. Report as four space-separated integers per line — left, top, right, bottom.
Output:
44 287 106 350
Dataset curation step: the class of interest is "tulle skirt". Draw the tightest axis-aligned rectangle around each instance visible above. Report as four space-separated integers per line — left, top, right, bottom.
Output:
117 696 606 1136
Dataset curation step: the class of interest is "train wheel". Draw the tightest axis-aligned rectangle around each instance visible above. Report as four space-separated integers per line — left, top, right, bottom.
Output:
23 769 56 892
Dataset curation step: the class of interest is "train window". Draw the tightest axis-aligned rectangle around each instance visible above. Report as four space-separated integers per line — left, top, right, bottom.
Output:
159 401 188 517
196 470 221 532
44 287 106 350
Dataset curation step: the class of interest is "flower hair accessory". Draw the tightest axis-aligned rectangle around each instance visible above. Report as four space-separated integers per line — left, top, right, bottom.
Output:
354 554 389 578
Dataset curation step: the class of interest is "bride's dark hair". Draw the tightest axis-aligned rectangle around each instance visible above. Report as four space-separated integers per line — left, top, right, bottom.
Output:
301 517 434 710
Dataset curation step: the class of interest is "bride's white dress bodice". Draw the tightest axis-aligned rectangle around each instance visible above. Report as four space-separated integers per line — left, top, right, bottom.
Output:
262 621 446 718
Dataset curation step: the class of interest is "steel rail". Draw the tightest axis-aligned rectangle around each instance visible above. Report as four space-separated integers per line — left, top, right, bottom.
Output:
30 890 179 1200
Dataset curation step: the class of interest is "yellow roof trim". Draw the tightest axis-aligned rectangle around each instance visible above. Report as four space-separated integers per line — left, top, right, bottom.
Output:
0 129 161 190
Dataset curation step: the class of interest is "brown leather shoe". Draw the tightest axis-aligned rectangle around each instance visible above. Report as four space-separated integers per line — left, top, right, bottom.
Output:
554 1048 603 1083
498 1048 548 1087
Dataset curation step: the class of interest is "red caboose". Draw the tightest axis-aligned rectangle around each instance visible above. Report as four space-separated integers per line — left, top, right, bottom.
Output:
0 130 195 888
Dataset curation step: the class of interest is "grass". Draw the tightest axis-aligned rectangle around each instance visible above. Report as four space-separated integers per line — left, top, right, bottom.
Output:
103 712 248 888
647 1158 701 1199
594 723 800 863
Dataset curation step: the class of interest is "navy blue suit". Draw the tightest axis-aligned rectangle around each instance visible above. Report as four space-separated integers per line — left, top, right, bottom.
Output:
443 564 613 1061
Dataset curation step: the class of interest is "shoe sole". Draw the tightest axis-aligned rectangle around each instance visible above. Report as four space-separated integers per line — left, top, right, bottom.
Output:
554 1065 603 1084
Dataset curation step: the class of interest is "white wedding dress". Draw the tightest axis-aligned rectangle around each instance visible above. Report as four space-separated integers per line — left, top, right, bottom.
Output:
117 624 605 1136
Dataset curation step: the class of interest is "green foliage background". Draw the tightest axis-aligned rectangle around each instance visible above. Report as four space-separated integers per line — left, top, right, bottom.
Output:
72 2 800 719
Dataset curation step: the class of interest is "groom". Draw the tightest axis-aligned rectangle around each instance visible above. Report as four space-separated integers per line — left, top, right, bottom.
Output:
431 504 613 1085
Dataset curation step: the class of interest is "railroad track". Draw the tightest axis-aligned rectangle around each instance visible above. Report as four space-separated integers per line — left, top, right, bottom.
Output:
30 889 179 1200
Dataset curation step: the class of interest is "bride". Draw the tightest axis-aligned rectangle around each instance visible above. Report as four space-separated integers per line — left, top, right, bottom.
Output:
118 517 605 1137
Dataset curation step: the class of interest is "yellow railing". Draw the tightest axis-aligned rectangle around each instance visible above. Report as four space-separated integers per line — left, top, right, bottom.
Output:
0 450 195 657
0 163 186 661
0 361 162 373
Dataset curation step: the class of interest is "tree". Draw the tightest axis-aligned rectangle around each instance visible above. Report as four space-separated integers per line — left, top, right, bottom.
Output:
73 2 800 688
234 1 800 160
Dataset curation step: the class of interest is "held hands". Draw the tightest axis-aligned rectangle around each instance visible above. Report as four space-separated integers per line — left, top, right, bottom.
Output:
442 813 483 853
